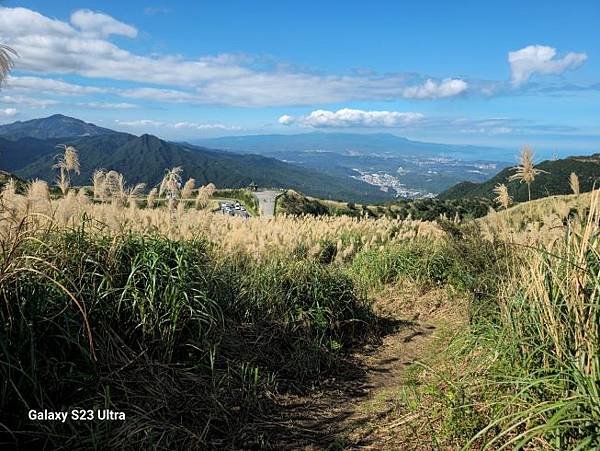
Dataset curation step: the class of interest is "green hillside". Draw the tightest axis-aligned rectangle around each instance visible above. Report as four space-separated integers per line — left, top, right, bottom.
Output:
2 132 392 203
439 154 600 201
277 189 493 220
0 114 119 140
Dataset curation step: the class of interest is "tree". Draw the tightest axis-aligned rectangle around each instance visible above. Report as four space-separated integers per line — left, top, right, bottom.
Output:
509 146 547 201
569 172 580 195
0 44 17 86
493 183 512 209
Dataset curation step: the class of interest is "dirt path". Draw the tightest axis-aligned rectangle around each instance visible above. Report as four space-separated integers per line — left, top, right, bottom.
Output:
244 287 458 450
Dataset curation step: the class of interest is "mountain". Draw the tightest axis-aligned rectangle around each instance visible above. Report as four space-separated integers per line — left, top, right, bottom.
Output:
191 132 511 196
0 114 119 140
439 154 600 202
191 132 510 160
0 116 394 203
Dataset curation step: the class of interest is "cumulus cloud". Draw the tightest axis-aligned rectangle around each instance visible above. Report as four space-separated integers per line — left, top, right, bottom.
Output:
279 109 424 128
1 108 18 116
278 115 294 125
0 6 469 107
70 9 138 38
509 45 587 86
402 78 468 99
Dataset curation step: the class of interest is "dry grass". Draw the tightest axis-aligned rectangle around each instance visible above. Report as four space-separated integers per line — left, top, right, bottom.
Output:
1 181 442 261
479 189 599 247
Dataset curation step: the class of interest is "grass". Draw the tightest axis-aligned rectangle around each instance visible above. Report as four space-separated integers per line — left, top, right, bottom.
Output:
475 191 600 449
0 218 373 448
1 167 599 448
383 190 600 450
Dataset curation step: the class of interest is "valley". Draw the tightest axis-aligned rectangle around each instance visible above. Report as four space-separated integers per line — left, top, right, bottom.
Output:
193 132 512 197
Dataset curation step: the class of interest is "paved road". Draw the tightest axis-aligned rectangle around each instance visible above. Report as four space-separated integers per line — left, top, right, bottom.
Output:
254 190 280 217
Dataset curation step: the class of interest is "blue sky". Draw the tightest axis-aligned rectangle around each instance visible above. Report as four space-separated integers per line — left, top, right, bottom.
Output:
0 0 599 154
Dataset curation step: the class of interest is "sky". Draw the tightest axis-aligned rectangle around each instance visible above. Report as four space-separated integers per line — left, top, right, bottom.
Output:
0 0 599 154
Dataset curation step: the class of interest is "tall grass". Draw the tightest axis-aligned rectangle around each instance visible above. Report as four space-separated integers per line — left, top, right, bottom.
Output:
0 215 373 448
429 191 600 450
2 167 597 447
474 190 600 449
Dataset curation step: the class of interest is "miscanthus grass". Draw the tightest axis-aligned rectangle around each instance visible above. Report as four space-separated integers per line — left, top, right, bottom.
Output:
449 190 600 450
0 183 442 261
1 164 597 448
0 211 375 448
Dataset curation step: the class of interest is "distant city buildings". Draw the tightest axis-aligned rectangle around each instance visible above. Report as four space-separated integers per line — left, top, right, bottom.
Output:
351 169 435 198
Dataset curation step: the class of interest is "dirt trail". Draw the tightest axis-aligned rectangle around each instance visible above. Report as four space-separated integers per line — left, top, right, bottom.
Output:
244 288 455 450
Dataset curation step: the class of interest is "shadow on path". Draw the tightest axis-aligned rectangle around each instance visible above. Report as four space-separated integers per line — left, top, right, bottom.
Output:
236 316 437 449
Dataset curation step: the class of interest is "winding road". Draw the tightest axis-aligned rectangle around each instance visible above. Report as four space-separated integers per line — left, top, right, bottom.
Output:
254 190 280 218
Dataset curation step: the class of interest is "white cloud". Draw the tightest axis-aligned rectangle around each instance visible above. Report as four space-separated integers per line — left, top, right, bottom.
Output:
509 45 587 86
402 78 468 99
120 87 200 103
70 9 138 38
279 109 424 128
173 122 241 130
1 95 59 108
115 119 241 132
278 115 294 125
1 108 18 116
77 102 138 109
6 76 107 95
115 119 163 127
0 6 468 107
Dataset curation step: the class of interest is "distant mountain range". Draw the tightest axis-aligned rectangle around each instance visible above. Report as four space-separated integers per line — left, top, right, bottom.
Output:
192 132 512 195
439 154 600 202
0 115 393 202
7 115 594 204
191 132 511 161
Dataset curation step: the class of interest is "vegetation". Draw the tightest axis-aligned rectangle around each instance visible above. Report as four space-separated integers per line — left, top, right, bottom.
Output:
493 183 512 209
440 152 600 202
0 115 393 203
0 43 16 84
277 189 494 220
0 169 437 448
508 145 547 201
1 138 599 449
570 171 580 195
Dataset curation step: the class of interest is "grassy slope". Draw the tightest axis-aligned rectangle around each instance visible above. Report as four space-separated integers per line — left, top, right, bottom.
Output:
276 189 493 220
6 134 392 203
439 154 600 202
2 188 597 448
